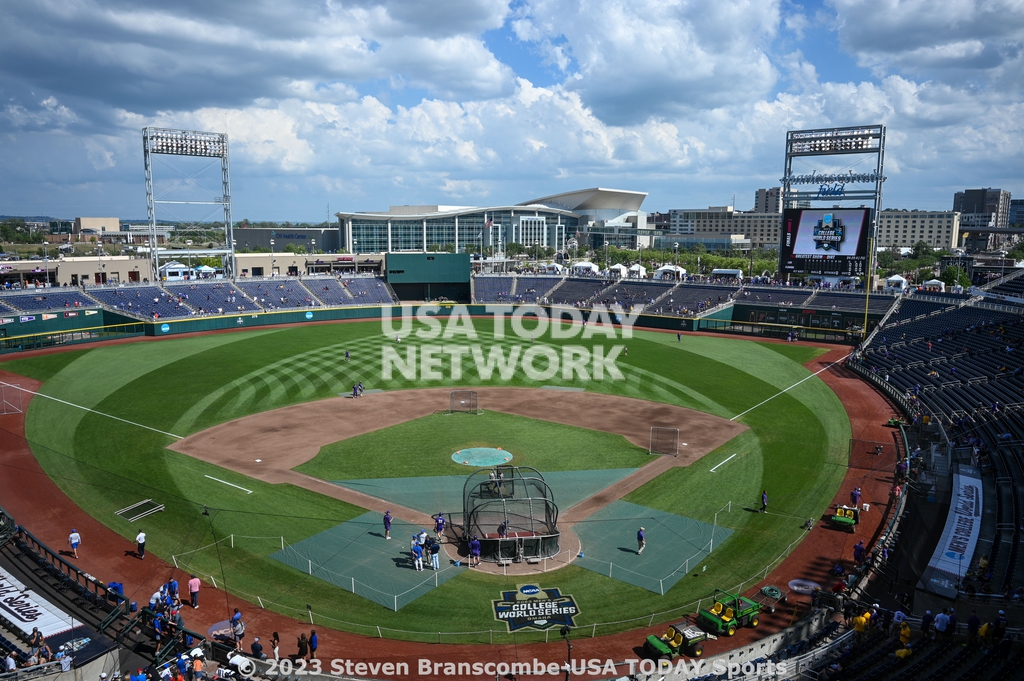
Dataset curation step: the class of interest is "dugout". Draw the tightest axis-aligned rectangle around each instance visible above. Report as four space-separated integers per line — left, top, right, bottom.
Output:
386 253 470 302
462 465 560 563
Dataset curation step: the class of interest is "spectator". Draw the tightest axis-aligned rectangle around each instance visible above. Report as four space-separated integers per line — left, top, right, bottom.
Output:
250 638 267 661
965 610 980 646
920 610 933 640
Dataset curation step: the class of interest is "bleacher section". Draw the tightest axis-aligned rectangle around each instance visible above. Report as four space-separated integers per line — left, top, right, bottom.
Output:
739 287 813 306
646 283 739 316
2 290 99 312
856 296 1024 597
0 298 19 315
990 276 1024 299
86 285 197 319
889 297 955 324
339 277 397 305
808 290 897 313
233 279 319 310
510 276 562 303
303 277 354 306
163 281 263 314
593 280 676 308
473 276 516 303
548 278 614 306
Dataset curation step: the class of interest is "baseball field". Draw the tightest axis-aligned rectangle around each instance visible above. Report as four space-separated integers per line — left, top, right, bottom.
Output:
0 313 850 643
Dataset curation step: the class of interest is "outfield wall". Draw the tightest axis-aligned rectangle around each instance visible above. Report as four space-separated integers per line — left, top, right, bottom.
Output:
0 302 868 354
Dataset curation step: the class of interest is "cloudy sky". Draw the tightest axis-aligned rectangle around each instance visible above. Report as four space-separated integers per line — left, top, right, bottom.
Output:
1 0 1022 221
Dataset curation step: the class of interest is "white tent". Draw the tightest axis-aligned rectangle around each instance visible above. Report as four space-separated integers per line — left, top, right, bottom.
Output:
540 263 564 274
570 261 599 274
655 265 686 280
627 264 648 278
921 278 945 292
884 274 908 292
608 263 628 277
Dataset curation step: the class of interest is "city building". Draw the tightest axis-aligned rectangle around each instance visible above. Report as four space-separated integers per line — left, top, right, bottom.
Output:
754 187 782 214
335 188 651 253
876 210 961 250
1009 198 1024 228
668 207 781 249
73 217 120 235
953 188 1012 230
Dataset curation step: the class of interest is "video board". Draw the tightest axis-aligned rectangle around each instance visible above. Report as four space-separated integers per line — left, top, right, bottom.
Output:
778 208 871 277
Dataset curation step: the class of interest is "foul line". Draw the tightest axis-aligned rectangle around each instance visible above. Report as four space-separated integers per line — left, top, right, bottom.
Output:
204 475 253 494
0 380 183 440
709 453 738 473
730 352 852 422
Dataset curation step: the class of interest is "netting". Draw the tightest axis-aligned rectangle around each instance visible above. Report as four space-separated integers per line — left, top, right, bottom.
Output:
649 427 679 457
572 501 732 595
271 512 462 611
463 466 559 561
1 383 23 415
448 390 481 414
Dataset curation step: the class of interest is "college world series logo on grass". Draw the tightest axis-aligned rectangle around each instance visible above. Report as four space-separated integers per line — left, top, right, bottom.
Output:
492 584 579 632
380 304 639 382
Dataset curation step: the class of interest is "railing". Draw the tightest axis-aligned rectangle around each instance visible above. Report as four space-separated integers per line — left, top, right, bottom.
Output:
0 661 63 681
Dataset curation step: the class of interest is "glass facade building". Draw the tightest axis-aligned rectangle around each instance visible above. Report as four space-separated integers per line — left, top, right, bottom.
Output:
336 188 646 254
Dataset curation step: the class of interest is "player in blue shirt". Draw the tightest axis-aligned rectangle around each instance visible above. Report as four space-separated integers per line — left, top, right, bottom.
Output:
636 527 646 555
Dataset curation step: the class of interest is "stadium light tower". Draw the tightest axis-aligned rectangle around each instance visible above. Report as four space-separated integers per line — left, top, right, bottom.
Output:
779 125 886 339
143 127 236 279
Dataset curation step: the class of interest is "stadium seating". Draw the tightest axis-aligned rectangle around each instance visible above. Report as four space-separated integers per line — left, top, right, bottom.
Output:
548 278 615 306
163 281 264 314
806 290 897 313
338 277 397 305
738 287 813 306
989 276 1024 299
1 289 99 312
592 280 676 309
232 279 320 310
0 298 19 315
302 276 353 306
510 276 562 303
473 276 516 303
86 285 197 319
646 283 739 316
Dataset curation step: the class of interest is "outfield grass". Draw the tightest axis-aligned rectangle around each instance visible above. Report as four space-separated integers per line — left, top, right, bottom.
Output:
298 411 650 480
0 320 851 641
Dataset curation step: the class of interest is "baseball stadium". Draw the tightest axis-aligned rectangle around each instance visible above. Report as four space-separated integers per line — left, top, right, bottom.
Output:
0 202 1022 679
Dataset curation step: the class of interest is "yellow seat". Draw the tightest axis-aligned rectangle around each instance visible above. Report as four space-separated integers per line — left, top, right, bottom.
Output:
722 607 735 622
663 627 674 640
671 632 684 647
710 602 723 616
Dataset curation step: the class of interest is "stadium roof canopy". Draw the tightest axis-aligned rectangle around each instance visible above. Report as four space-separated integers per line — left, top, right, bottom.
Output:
519 188 648 212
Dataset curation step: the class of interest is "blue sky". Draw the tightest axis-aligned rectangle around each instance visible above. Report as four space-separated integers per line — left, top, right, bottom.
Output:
1 0 1021 221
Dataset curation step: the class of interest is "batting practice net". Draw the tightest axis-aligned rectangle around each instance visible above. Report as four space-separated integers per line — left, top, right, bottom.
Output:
649 427 679 457
462 465 559 562
448 390 481 415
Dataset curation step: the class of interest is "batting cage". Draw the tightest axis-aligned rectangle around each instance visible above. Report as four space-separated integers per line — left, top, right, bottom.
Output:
649 427 679 457
462 465 559 562
448 389 482 415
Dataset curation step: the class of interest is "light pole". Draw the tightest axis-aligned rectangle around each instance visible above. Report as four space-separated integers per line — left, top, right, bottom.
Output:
311 238 316 255
674 242 679 267
41 240 48 286
185 239 193 277
534 240 540 270
270 239 275 276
